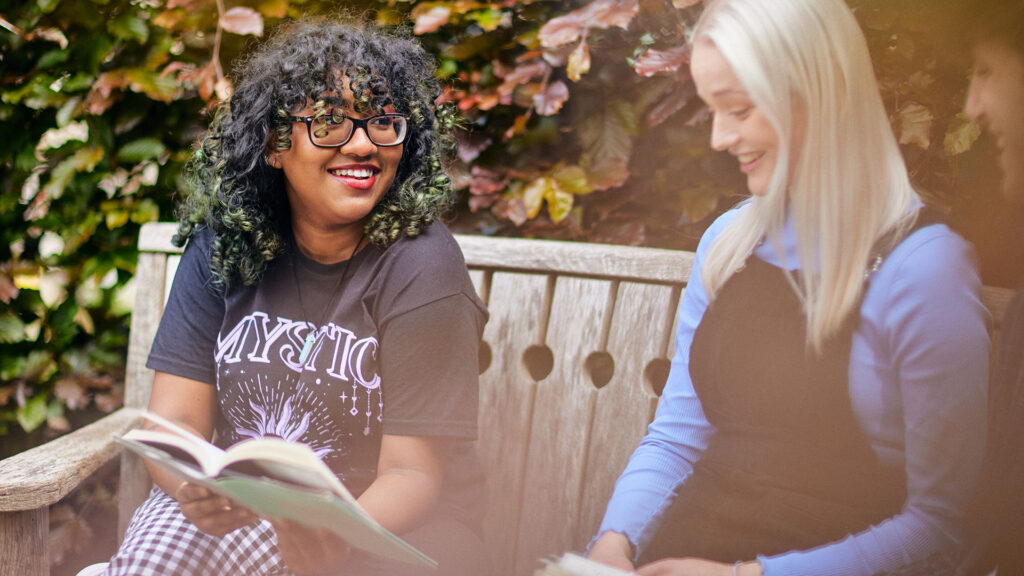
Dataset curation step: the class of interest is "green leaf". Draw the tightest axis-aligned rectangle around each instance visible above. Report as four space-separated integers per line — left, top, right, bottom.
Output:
0 316 27 344
37 0 61 13
469 8 505 32
551 164 593 196
545 183 574 224
108 13 150 44
17 394 48 433
38 49 70 70
118 138 167 163
131 198 160 224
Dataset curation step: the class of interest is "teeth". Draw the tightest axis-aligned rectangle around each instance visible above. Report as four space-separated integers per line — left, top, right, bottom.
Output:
330 168 374 179
737 153 761 164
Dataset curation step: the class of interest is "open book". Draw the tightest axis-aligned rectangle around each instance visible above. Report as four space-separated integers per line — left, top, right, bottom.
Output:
535 553 638 576
114 411 435 568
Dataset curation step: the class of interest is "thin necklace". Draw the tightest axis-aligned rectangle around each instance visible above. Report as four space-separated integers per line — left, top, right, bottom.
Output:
292 232 365 367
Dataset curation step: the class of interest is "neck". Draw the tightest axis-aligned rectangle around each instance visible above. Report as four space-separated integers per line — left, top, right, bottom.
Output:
292 222 366 264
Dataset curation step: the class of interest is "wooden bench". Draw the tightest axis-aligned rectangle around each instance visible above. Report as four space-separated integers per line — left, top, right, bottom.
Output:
0 221 1014 576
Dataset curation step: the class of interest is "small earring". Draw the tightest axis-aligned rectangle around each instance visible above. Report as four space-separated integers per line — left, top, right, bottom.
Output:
265 155 279 169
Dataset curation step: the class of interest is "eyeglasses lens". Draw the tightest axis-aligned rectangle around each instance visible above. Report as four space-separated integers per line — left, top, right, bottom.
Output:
311 115 407 147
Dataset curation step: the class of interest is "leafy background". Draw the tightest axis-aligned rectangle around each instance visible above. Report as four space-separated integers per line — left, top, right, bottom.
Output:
0 0 1015 570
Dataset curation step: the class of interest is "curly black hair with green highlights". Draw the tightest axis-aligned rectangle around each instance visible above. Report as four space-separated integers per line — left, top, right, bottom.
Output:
176 17 459 286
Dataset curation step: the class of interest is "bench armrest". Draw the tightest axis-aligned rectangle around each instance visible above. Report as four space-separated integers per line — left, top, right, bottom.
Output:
0 408 141 512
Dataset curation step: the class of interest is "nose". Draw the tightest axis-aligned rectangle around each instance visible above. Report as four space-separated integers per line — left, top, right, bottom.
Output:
709 113 738 151
964 75 984 123
340 124 377 156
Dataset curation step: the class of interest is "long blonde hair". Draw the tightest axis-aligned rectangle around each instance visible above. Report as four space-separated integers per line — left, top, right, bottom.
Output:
693 0 917 351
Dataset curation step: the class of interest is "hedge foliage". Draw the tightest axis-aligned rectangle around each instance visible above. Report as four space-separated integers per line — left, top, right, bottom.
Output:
0 0 1004 452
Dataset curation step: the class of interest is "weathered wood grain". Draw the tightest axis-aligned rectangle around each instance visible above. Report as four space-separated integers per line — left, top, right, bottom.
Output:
475 271 551 576
514 276 614 575
456 234 695 285
578 281 679 547
0 408 140 511
0 508 47 576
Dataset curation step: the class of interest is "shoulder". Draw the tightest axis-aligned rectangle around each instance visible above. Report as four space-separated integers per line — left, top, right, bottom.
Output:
881 223 978 287
696 204 745 258
379 222 468 275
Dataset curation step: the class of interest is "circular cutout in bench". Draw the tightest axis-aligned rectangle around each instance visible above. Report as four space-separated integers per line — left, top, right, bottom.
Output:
522 344 554 381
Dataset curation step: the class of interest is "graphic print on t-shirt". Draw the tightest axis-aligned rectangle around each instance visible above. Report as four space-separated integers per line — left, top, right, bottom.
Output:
213 311 384 485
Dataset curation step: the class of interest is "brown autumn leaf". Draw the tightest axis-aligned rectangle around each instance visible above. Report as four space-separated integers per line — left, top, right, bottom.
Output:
646 77 694 127
497 60 548 97
84 71 128 115
0 273 17 304
944 113 982 156
54 378 89 410
220 6 264 37
538 0 639 48
413 4 452 35
167 0 209 8
634 44 690 77
469 166 509 196
534 80 569 116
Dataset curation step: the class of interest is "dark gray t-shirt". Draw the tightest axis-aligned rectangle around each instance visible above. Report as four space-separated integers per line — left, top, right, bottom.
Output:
147 222 487 523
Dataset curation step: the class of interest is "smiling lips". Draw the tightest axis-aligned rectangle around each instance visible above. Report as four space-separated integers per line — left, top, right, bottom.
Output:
328 165 379 190
736 151 764 173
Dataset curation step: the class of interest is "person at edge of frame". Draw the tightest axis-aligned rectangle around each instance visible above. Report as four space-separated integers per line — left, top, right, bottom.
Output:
961 1 1024 574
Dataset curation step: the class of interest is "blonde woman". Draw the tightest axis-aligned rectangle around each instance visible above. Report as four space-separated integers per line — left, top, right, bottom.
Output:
587 0 990 575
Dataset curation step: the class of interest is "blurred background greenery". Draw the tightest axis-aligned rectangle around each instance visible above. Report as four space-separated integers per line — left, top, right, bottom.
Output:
0 0 1015 569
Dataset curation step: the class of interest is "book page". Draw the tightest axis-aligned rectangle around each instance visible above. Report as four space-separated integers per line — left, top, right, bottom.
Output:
536 553 638 576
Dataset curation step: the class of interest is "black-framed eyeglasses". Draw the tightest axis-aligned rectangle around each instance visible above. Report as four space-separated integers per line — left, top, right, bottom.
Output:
288 112 409 148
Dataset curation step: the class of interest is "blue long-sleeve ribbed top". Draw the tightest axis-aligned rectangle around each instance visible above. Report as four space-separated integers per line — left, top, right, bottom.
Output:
595 206 990 576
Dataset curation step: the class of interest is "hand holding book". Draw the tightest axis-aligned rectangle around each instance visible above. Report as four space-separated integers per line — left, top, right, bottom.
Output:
115 410 436 568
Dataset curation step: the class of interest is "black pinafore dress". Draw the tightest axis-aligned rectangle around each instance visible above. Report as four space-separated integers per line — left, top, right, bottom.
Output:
641 249 908 563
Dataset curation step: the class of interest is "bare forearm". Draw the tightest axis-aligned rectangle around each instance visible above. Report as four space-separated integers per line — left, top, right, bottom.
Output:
356 467 441 534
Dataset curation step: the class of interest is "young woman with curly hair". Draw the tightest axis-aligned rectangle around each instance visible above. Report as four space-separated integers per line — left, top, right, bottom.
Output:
94 17 490 576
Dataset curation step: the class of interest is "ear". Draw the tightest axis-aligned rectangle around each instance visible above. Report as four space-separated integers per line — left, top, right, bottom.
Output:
265 152 281 169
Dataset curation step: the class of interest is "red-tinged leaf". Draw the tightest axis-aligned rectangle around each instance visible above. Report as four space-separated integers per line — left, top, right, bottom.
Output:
220 7 263 37
457 131 492 164
588 0 639 31
258 0 289 19
413 4 452 35
534 80 569 116
469 194 498 212
94 392 122 413
672 0 701 7
523 177 550 219
567 40 590 82
192 61 217 102
470 166 508 196
634 44 689 77
538 12 585 48
646 77 694 127
539 0 638 48
160 61 188 78
167 0 208 8
493 197 528 226
497 59 548 97
84 71 128 115
0 274 17 304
